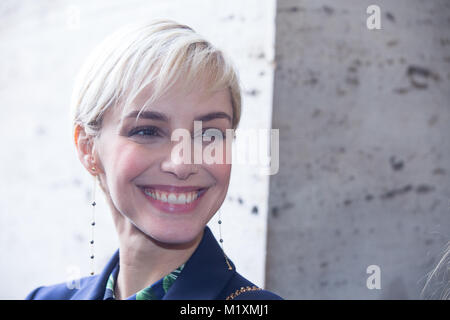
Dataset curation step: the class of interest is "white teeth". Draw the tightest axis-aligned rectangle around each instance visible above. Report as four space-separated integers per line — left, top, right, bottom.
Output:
143 188 202 204
178 193 186 204
168 193 177 203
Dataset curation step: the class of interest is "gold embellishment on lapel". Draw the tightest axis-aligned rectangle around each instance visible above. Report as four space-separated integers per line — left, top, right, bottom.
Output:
225 286 262 300
224 253 233 270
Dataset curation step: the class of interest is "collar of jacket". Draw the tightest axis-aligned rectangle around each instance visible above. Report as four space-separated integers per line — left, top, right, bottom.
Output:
71 225 236 300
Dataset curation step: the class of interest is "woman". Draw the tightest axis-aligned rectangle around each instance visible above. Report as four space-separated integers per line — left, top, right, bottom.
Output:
25 19 282 300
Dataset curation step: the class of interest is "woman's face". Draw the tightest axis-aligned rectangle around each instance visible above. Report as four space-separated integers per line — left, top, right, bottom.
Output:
93 78 233 245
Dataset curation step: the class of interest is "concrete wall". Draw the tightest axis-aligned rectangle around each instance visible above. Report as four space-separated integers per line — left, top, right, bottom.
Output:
0 0 276 299
266 0 450 299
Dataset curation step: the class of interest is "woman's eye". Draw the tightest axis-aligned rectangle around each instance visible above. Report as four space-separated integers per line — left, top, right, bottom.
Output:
129 126 161 137
199 128 226 141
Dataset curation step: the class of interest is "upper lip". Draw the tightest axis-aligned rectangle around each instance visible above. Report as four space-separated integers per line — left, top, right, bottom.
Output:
139 185 208 192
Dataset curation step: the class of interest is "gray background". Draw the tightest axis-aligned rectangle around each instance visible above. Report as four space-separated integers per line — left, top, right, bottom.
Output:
266 0 450 299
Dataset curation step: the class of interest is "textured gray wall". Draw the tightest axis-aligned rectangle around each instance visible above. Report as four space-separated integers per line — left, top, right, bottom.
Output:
266 0 450 299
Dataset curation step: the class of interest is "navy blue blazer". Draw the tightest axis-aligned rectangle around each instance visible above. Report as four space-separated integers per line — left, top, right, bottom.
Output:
25 226 282 300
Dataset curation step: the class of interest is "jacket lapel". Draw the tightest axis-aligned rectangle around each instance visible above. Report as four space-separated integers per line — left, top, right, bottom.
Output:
71 249 120 300
71 226 235 300
163 226 236 300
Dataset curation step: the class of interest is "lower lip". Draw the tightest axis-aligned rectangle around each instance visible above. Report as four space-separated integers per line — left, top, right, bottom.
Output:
140 188 208 213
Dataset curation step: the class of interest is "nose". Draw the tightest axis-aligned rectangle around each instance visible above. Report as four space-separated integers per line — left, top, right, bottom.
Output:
160 142 199 180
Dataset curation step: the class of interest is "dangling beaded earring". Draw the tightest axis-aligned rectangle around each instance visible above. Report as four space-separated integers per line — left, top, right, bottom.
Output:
217 209 233 271
89 165 97 276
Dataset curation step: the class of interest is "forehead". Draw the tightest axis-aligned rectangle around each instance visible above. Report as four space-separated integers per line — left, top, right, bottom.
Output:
117 78 233 124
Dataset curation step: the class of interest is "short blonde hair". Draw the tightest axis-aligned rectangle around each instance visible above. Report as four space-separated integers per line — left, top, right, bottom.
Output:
70 19 241 143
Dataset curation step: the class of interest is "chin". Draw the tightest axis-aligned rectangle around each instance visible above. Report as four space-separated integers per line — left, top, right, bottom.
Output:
141 223 205 246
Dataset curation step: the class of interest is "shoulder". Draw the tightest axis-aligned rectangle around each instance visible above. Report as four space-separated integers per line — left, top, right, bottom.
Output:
219 272 283 300
25 276 98 300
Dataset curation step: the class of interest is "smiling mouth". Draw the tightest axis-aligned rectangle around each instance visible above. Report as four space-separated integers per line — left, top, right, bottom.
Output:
139 187 208 205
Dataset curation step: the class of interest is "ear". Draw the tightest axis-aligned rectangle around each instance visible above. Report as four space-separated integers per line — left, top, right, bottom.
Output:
74 124 98 176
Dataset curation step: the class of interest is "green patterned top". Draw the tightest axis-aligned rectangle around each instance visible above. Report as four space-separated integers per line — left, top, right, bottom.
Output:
103 262 185 300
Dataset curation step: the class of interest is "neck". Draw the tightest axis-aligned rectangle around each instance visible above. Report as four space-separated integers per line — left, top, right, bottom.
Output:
113 221 203 300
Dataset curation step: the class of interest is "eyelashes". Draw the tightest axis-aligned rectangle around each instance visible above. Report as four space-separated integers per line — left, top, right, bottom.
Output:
197 128 226 140
128 126 227 140
128 126 161 138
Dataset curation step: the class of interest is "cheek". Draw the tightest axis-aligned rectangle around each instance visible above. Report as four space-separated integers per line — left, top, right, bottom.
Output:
208 163 231 186
105 143 149 188
211 141 232 185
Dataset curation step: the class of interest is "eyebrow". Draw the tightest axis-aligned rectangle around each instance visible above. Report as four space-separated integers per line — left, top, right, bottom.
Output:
125 110 169 122
124 110 232 123
195 111 232 123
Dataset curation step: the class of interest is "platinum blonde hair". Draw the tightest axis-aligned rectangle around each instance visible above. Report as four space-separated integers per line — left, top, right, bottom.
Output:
70 19 241 142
